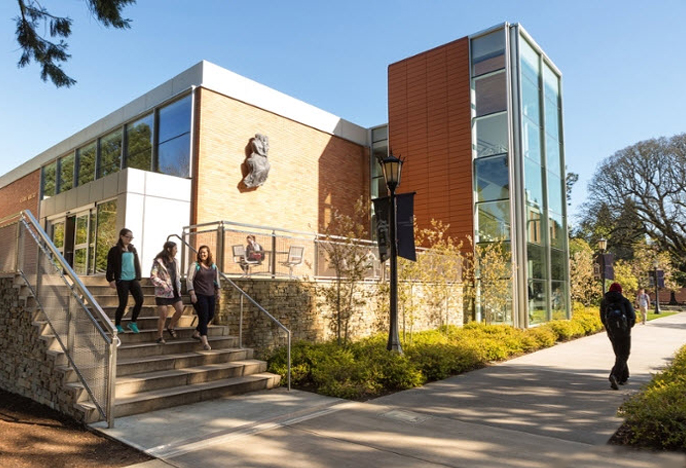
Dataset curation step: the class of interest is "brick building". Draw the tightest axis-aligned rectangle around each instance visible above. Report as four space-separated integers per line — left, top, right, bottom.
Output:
0 22 569 326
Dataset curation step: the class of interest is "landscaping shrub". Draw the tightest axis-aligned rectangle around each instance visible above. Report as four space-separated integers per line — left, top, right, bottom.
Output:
618 345 686 451
266 306 606 401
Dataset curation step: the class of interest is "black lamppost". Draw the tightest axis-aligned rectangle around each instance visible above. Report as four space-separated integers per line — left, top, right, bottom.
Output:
598 238 607 295
380 151 404 353
654 259 661 315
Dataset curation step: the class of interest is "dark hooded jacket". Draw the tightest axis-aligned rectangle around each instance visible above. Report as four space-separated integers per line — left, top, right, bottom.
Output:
599 290 636 331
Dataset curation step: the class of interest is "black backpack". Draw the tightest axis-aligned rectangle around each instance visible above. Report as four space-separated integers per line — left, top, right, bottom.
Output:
605 302 629 334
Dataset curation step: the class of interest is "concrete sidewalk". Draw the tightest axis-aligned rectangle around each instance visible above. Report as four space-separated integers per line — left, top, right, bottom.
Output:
93 312 686 467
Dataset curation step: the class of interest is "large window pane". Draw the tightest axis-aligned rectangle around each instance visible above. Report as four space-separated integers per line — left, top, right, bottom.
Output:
41 162 56 199
527 243 546 280
95 200 117 274
526 206 543 245
474 71 507 117
158 95 191 145
372 126 388 143
474 112 508 158
58 153 74 193
158 133 190 178
543 65 560 107
522 118 542 164
475 155 509 202
77 142 96 186
73 214 89 275
548 173 563 215
520 38 540 84
521 75 540 124
476 200 510 242
99 129 122 178
549 212 565 250
157 95 191 178
546 134 561 176
550 248 566 281
524 158 543 210
551 281 568 320
528 279 547 325
471 30 505 77
544 97 560 140
126 114 153 171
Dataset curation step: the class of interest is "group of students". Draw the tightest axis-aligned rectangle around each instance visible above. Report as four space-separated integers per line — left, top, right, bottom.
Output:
105 228 220 350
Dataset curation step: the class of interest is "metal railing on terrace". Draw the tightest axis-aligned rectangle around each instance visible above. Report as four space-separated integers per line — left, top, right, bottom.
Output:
179 221 384 281
0 211 117 428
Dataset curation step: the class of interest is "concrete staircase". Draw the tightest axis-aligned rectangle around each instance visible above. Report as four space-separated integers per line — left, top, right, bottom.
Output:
69 276 280 422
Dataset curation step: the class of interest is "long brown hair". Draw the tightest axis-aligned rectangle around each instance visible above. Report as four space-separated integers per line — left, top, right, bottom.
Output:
155 241 176 262
196 245 214 266
116 228 133 251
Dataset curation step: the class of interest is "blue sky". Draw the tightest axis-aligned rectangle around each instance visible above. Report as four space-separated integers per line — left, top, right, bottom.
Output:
1 1 684 224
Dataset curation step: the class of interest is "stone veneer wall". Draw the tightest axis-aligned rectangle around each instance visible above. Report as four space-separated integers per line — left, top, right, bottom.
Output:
217 278 463 355
0 275 80 419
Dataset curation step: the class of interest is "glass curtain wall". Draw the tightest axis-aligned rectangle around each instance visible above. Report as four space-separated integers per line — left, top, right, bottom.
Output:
471 27 513 324
370 126 388 239
40 93 192 199
517 32 570 322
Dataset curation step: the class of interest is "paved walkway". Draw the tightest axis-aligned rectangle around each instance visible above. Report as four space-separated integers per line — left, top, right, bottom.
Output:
93 312 686 467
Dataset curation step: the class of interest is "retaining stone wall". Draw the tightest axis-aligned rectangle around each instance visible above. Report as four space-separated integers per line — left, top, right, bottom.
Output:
0 276 80 420
217 278 463 355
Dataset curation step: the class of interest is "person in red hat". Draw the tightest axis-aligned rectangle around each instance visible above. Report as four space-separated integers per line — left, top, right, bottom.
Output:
600 282 636 390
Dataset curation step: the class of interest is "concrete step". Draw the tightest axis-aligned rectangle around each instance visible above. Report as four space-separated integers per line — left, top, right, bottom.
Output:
115 360 268 397
114 315 198 329
115 347 254 376
79 373 281 421
113 325 227 344
88 294 160 307
86 285 156 295
99 304 195 318
116 335 239 359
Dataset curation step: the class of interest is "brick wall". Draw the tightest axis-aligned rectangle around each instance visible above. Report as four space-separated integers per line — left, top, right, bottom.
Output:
388 38 473 245
0 170 40 219
193 88 369 233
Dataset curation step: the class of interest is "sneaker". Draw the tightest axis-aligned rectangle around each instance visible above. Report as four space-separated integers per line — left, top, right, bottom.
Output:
115 325 125 334
156 337 166 344
609 375 619 390
127 322 140 334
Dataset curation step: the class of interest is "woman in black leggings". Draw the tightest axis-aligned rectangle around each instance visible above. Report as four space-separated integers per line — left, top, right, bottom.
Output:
186 245 220 350
105 228 144 334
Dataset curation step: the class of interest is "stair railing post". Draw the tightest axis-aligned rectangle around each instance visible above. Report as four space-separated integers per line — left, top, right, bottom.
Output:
239 295 244 349
271 230 276 279
217 222 225 273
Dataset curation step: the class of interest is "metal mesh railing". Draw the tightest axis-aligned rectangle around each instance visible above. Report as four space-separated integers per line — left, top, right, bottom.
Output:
180 221 383 281
6 211 117 427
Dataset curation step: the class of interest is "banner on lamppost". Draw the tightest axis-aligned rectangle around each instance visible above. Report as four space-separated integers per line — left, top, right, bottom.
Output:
372 193 416 263
396 192 416 262
372 197 390 262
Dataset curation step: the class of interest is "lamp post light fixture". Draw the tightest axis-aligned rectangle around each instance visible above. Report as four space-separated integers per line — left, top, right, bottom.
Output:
598 238 607 295
654 259 661 315
379 151 404 354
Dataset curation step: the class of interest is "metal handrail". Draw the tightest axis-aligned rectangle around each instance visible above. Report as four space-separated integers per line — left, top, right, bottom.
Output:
167 234 291 390
18 210 118 428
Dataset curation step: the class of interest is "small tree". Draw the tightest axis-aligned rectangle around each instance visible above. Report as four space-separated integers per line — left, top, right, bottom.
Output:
569 238 600 306
318 199 372 344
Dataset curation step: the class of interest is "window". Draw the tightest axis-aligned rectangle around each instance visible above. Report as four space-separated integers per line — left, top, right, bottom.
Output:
474 112 508 158
156 95 191 178
474 71 507 117
476 200 511 242
99 129 122 178
41 162 56 199
471 30 505 77
77 142 96 186
95 200 117 273
548 173 564 215
524 158 543 209
475 155 509 202
58 153 74 193
125 113 153 171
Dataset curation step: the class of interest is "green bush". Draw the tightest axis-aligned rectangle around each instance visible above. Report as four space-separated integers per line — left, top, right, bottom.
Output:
618 345 686 450
266 307 606 401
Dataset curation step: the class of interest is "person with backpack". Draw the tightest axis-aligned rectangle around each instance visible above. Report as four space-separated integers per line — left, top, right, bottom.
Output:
186 245 221 350
600 282 636 390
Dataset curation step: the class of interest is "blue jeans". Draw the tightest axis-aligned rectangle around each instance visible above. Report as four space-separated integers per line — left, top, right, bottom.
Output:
193 294 216 336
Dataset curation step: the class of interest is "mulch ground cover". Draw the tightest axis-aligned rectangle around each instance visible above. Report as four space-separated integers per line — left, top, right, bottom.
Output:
0 389 152 468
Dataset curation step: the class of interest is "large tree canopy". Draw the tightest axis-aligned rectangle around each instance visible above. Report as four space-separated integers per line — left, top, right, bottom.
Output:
583 133 686 272
15 0 136 87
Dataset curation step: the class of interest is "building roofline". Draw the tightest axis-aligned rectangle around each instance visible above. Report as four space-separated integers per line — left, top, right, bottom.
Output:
0 60 368 189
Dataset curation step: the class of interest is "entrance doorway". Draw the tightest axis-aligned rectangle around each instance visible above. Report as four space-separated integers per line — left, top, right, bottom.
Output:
47 200 117 275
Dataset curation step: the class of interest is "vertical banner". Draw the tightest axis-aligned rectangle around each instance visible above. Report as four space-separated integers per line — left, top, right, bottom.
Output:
372 197 390 262
396 192 416 261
